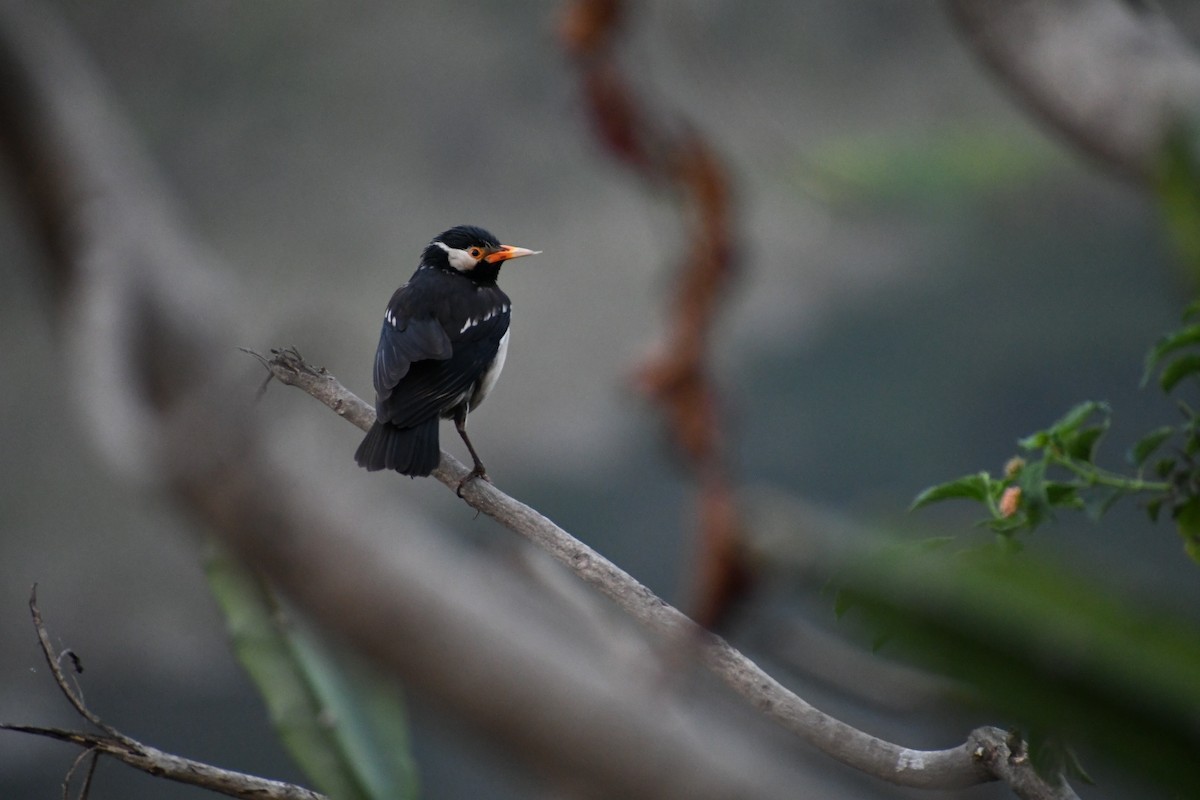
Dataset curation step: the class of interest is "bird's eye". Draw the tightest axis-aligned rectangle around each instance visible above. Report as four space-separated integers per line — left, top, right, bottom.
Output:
468 247 482 259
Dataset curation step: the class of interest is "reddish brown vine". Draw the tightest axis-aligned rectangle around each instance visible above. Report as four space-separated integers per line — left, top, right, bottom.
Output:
561 0 750 628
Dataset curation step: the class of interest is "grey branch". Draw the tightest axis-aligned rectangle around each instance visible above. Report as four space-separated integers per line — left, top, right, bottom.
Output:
946 0 1200 183
1 588 326 800
259 347 1080 800
970 728 1081 800
3 725 325 800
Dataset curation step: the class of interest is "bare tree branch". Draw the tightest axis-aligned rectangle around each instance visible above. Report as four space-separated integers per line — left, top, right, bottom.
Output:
62 745 99 800
2 589 327 800
970 729 1081 800
259 348 1082 799
4 724 327 800
946 0 1200 183
28 586 123 743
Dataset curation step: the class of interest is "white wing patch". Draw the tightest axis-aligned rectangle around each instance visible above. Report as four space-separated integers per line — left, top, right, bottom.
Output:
458 303 510 334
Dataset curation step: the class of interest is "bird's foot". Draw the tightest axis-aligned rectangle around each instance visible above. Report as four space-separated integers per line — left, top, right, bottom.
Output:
456 466 491 497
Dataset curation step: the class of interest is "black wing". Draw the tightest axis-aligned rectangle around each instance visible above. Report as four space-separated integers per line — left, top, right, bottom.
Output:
373 311 452 399
372 270 510 428
378 312 509 428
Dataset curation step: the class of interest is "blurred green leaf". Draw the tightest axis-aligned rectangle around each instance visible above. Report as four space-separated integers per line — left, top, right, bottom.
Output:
1129 426 1176 467
1083 485 1124 521
986 515 1028 537
1048 401 1107 439
287 623 419 800
1186 429 1200 457
1142 324 1200 386
1159 353 1200 393
910 472 993 510
1064 423 1108 463
1157 122 1200 282
833 589 855 620
1154 457 1177 480
837 540 1200 797
1173 499 1200 566
1018 430 1050 450
1043 482 1081 509
1184 537 1200 564
1016 459 1049 528
1017 401 1108 453
204 541 419 800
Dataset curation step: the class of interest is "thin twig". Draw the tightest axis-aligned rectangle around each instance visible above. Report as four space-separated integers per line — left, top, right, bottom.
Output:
28 586 123 742
5 590 328 800
61 746 98 800
2 725 327 800
237 346 276 399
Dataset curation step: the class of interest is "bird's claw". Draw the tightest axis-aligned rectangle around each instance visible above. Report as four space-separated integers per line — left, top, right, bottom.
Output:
456 467 490 497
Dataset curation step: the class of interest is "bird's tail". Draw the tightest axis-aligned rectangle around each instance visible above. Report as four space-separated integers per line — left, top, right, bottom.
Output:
354 418 441 476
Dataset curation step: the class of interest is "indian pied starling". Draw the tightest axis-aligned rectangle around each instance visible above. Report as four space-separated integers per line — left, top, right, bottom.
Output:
354 225 539 490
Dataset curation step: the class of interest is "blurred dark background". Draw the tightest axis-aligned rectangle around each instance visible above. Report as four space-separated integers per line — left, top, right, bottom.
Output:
3 2 1200 798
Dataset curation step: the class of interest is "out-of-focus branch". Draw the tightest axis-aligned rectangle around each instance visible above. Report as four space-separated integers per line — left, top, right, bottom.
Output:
945 0 1200 183
0 588 327 800
561 0 750 629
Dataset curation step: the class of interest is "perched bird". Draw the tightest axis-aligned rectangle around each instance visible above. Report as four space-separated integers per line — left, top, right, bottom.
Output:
354 225 539 491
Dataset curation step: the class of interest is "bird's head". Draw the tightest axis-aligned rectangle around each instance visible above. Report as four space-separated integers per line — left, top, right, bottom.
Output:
422 225 539 283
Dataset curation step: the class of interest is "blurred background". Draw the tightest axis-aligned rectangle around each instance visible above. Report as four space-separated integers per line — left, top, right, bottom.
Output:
3 1 1200 798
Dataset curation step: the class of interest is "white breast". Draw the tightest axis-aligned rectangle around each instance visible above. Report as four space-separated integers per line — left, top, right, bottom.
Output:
471 327 509 410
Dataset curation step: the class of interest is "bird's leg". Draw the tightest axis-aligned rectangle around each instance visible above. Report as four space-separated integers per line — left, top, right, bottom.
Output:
454 408 489 496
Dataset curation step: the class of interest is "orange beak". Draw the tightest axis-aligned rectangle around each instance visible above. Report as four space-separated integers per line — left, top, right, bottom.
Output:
484 244 541 263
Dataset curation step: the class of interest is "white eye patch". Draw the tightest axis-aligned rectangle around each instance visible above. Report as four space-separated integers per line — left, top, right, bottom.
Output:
433 240 479 271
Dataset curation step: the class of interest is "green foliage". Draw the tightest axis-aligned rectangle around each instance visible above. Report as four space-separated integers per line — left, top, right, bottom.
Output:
910 471 994 507
835 539 1200 797
863 113 1200 799
912 121 1200 562
1158 122 1200 282
204 541 419 800
913 401 1160 532
912 304 1200 564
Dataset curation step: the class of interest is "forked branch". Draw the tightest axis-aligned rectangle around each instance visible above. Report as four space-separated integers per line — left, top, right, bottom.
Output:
1 588 326 800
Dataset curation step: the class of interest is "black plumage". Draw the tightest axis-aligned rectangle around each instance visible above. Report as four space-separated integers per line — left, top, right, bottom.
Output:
355 225 538 489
